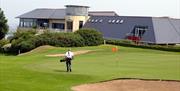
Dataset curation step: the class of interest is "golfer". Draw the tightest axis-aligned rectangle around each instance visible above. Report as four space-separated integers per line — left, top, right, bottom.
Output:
65 49 74 72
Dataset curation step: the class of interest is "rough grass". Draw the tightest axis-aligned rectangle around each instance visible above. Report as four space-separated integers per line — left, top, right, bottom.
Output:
0 45 180 91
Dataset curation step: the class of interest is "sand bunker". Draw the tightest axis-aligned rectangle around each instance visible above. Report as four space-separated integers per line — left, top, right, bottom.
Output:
72 79 180 91
46 50 92 57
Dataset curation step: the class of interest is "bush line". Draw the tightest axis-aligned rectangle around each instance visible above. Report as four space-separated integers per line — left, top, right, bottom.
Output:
105 39 180 52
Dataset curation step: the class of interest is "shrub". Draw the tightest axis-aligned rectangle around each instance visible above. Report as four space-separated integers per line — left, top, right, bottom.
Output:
11 36 36 53
0 39 9 47
75 28 103 46
11 28 36 41
52 33 85 47
34 32 85 47
10 29 37 53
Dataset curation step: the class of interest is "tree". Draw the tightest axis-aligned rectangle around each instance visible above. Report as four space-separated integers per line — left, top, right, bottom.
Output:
0 8 8 39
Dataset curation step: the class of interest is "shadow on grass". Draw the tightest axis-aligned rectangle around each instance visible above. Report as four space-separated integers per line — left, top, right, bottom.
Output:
0 53 17 56
53 69 67 73
98 78 180 83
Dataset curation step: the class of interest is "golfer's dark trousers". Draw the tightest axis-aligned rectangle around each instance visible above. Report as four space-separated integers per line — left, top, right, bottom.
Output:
66 58 72 72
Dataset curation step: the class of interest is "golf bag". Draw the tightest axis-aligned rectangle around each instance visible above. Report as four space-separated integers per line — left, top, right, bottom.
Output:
60 58 67 62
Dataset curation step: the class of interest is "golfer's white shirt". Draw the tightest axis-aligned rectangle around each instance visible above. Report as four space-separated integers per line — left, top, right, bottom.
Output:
65 51 74 59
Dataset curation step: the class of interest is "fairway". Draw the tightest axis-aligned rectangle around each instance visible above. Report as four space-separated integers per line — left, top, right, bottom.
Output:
0 45 180 91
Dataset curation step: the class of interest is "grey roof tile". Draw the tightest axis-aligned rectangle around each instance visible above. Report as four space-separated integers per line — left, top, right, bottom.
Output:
16 9 66 19
16 9 119 19
84 16 180 44
152 18 180 44
83 16 156 43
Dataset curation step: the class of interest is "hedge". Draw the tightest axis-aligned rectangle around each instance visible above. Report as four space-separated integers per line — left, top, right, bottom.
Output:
106 39 180 52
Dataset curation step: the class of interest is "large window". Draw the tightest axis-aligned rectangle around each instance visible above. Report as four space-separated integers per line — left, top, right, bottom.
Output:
52 23 65 29
79 21 83 29
20 18 36 28
132 26 148 38
126 25 148 42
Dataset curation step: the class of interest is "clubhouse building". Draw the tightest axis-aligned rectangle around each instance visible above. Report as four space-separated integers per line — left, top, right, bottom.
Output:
17 5 180 44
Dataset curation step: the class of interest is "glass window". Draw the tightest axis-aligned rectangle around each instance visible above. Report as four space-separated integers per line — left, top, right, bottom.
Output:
37 19 49 28
116 20 120 23
30 22 33 27
99 19 103 23
88 19 91 22
108 20 112 23
120 20 124 24
22 19 35 27
112 20 115 23
132 26 148 38
52 23 65 29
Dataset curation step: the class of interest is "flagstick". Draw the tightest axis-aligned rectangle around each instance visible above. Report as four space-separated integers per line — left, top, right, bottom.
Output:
112 46 119 77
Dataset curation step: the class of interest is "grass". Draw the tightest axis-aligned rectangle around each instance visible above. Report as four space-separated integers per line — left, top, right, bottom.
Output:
0 45 180 91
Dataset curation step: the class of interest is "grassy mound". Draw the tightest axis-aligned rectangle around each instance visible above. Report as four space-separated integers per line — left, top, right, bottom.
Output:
18 45 56 56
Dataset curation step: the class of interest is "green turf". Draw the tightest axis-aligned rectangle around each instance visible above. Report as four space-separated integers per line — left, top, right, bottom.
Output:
0 45 180 91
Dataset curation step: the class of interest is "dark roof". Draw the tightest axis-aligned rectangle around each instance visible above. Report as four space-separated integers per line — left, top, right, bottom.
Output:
89 11 118 16
152 18 180 44
17 9 119 19
83 16 180 44
16 9 66 19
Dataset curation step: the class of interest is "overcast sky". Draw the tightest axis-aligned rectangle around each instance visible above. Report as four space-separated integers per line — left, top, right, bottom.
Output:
0 0 179 28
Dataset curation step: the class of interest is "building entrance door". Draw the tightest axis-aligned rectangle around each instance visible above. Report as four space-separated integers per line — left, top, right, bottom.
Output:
66 21 73 32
